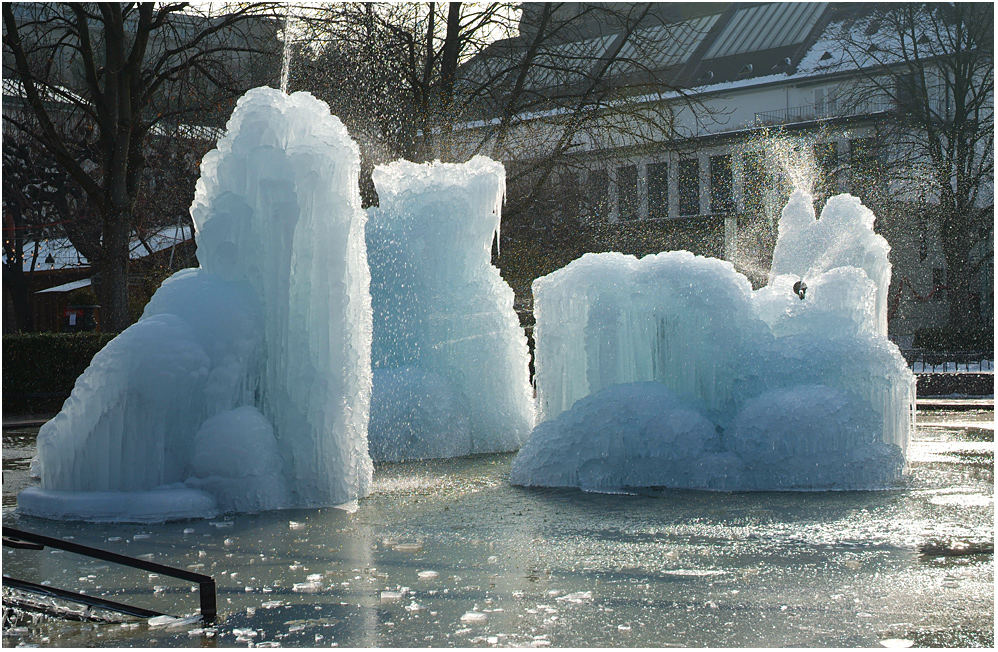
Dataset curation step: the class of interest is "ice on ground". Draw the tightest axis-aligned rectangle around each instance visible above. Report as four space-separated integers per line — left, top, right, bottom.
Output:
366 157 535 460
17 486 218 523
21 87 373 521
725 385 905 490
514 190 914 491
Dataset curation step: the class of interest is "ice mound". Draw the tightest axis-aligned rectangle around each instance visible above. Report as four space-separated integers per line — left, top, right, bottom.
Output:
513 191 914 492
366 157 534 460
20 87 373 521
510 383 733 491
185 407 292 513
770 192 891 334
725 385 904 490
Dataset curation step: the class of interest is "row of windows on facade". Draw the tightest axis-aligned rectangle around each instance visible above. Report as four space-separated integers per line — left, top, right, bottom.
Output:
572 137 881 221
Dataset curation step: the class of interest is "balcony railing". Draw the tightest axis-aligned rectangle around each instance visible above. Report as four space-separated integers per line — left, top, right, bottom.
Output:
754 99 896 126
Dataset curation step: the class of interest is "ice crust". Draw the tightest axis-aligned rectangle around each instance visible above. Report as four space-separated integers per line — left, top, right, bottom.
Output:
21 88 373 521
514 191 915 491
366 157 535 460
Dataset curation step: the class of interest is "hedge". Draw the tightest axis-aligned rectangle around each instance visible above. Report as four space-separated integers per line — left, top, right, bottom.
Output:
912 326 994 353
3 332 116 414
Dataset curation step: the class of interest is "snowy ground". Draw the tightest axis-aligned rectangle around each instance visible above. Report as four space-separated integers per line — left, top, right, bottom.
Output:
2 407 993 648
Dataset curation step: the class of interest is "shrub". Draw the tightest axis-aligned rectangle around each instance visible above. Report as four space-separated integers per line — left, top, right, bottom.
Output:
3 332 116 414
912 326 994 352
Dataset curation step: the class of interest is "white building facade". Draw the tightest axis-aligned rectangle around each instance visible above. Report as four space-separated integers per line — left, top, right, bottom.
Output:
453 2 993 341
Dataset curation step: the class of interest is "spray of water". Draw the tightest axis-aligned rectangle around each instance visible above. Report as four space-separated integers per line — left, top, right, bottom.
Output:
729 128 841 285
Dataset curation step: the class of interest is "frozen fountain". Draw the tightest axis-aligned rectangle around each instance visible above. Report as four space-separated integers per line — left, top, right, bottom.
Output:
17 85 916 521
365 157 535 461
511 189 915 492
19 88 373 521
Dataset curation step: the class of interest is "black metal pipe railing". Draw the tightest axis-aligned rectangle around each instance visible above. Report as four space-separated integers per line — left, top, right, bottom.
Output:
2 526 216 622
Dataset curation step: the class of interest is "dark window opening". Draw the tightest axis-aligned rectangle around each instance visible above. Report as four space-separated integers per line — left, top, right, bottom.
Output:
813 142 838 197
709 154 734 214
742 151 767 215
617 164 638 221
850 137 882 196
583 169 611 220
678 159 700 216
647 162 669 219
557 170 580 222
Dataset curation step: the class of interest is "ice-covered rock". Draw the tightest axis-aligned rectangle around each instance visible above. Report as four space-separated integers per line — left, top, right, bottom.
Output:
366 157 534 460
513 190 914 491
20 87 373 521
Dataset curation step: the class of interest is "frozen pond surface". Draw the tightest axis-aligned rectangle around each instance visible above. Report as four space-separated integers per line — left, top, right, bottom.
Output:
2 409 993 647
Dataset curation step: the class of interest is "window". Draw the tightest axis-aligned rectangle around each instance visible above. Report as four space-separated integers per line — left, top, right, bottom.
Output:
616 164 638 221
813 142 838 196
557 169 580 220
895 72 918 109
678 159 700 216
850 137 881 195
647 162 668 219
583 168 611 220
742 151 766 215
919 219 929 261
709 155 734 214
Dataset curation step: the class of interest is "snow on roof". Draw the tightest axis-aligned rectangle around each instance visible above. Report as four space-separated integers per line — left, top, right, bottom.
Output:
2 76 88 107
4 77 223 143
5 223 194 273
36 278 92 294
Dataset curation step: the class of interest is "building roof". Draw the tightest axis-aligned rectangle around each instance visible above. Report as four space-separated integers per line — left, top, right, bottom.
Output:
703 3 826 59
4 224 194 273
613 13 720 74
459 2 842 119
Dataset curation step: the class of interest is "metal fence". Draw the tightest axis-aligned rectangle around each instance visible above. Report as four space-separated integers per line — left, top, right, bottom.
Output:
900 350 994 374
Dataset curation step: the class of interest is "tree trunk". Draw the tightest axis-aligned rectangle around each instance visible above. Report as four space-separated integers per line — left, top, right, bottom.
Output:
941 236 985 333
3 265 34 332
94 208 132 332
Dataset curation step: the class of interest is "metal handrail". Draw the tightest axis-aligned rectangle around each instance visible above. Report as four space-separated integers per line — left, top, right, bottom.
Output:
754 100 895 125
2 526 216 622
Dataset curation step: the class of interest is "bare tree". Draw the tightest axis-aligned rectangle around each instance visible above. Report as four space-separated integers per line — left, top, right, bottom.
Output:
832 3 993 330
3 2 279 331
285 3 713 224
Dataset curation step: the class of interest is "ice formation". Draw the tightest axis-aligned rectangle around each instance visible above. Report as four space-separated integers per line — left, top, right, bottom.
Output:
512 190 915 491
20 88 373 521
365 157 535 460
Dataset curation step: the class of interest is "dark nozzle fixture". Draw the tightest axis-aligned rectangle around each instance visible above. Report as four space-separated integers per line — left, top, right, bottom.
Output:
793 280 807 300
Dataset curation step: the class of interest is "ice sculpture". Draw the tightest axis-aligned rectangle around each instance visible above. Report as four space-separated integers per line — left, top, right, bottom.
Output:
512 190 914 491
19 88 373 521
366 157 535 461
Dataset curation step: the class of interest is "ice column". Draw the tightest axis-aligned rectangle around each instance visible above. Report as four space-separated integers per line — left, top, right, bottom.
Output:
20 88 373 521
366 156 535 459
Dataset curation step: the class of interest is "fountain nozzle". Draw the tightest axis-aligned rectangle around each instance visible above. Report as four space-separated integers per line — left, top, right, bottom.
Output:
793 280 807 300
